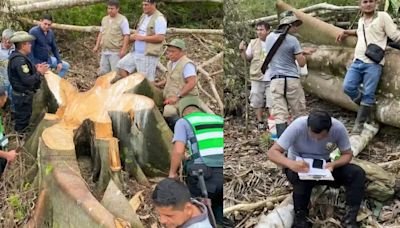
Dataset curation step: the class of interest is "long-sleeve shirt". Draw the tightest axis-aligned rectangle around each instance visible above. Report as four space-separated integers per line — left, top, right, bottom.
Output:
8 51 41 93
355 11 400 65
28 25 62 65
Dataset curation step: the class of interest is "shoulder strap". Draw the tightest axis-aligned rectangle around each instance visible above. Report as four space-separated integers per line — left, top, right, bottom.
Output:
362 23 368 46
261 26 291 74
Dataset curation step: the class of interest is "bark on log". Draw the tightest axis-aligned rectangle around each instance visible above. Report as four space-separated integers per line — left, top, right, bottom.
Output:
305 45 400 99
255 196 294 228
248 2 359 25
223 194 289 215
276 0 357 47
302 71 400 129
18 18 223 35
2 0 103 13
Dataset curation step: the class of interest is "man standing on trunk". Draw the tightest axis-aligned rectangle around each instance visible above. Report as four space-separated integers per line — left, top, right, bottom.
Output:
265 11 314 137
239 21 271 131
113 0 167 83
93 0 130 76
337 0 400 134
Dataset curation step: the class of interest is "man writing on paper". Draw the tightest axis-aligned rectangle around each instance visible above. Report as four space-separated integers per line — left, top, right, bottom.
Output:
267 110 366 228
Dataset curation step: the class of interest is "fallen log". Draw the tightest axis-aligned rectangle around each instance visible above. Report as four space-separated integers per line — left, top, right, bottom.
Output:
276 0 357 47
1 0 104 13
223 194 289 215
18 17 223 35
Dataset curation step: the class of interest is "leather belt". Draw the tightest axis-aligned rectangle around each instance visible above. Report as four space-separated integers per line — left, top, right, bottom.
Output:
271 75 299 80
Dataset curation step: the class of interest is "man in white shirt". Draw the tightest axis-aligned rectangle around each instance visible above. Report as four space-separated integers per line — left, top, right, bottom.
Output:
239 21 271 131
113 0 167 83
337 0 400 134
93 0 130 76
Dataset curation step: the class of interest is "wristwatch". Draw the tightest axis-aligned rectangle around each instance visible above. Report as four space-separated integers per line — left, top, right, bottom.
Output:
177 92 182 99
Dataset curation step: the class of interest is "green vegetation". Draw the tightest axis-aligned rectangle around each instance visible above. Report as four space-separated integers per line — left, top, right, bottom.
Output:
47 0 222 29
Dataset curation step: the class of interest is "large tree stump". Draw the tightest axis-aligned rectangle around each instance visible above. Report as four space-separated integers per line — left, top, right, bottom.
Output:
25 71 173 227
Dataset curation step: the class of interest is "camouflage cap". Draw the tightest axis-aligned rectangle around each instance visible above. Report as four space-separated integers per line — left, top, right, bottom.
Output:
9 31 36 43
278 11 302 29
165 39 186 50
178 96 203 116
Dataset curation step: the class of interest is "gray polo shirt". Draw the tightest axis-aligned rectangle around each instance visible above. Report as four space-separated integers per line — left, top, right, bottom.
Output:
180 199 212 228
173 118 204 164
264 32 302 77
277 116 351 160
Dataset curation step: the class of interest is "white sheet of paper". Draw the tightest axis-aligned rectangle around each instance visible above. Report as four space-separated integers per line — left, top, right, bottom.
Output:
295 157 334 181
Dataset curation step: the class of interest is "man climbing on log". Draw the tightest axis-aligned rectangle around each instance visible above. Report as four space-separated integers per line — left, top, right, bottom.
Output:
0 86 18 176
265 11 314 137
93 0 130 76
0 29 15 109
155 39 198 129
8 31 48 133
168 96 223 226
336 0 400 134
267 110 366 228
152 178 213 228
113 0 167 83
239 21 271 131
29 14 70 78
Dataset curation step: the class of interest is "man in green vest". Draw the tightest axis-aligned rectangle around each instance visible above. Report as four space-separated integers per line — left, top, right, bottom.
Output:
113 0 167 83
239 21 271 131
93 0 130 76
0 86 18 176
168 96 223 226
155 39 198 129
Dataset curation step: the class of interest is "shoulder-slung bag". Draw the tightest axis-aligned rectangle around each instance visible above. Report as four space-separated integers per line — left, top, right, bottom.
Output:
363 24 385 63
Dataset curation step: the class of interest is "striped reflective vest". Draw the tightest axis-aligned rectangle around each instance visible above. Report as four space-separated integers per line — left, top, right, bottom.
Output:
183 112 224 167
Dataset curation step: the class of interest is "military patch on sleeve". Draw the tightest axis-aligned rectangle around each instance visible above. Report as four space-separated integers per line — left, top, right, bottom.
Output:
21 64 30 74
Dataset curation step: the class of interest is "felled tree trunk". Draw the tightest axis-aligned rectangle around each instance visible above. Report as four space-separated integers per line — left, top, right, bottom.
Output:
25 71 172 227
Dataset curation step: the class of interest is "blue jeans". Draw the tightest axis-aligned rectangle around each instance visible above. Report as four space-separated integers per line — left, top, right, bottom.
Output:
48 56 70 77
343 59 382 106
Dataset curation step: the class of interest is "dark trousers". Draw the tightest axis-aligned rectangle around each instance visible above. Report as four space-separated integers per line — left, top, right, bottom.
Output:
13 92 33 132
285 163 366 212
186 166 223 225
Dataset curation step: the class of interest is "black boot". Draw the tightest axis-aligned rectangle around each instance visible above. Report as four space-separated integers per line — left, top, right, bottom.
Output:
276 123 287 138
292 209 310 228
165 116 180 131
341 205 360 228
351 105 372 135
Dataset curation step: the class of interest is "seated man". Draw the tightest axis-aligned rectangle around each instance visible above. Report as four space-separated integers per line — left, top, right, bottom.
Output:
155 39 198 129
152 178 212 228
29 14 70 77
267 110 366 228
168 96 223 226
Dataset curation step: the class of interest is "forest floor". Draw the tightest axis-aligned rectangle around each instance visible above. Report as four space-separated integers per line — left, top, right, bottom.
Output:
224 93 400 228
0 31 223 227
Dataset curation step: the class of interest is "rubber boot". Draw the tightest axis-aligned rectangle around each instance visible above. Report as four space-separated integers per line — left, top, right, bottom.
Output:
165 116 180 131
292 209 310 228
351 105 372 135
276 123 287 138
341 205 360 228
